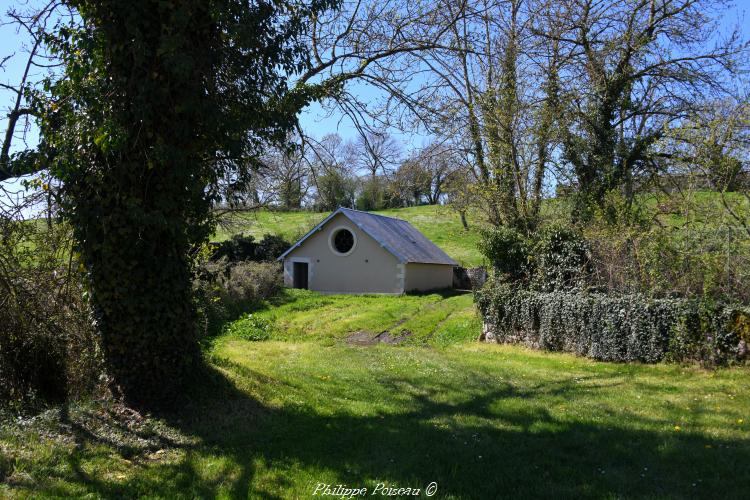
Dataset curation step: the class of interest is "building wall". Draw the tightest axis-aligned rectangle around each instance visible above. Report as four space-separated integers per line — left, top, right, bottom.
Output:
283 213 402 294
403 263 454 292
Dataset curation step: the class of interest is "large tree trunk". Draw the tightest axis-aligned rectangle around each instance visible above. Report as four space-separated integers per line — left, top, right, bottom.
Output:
61 0 212 407
81 182 202 405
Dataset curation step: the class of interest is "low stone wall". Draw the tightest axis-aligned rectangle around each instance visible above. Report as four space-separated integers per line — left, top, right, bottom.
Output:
452 266 487 290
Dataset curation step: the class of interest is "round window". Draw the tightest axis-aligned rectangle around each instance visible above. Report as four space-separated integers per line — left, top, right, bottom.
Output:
333 228 355 254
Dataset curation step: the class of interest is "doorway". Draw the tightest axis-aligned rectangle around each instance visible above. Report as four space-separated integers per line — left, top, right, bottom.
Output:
292 262 309 289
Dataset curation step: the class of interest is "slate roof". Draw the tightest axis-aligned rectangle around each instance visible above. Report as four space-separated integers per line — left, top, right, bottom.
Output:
278 207 458 266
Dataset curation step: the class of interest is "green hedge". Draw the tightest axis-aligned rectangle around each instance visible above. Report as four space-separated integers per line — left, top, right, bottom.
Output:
475 282 749 365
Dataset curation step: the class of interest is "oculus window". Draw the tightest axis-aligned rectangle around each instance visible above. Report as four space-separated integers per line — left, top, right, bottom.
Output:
330 228 355 255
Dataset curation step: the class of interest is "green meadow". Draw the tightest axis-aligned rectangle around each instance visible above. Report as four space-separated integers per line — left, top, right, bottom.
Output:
2 290 749 499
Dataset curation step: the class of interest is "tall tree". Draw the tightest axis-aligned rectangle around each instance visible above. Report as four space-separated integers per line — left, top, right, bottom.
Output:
553 0 746 220
307 133 358 210
399 0 562 231
34 0 335 406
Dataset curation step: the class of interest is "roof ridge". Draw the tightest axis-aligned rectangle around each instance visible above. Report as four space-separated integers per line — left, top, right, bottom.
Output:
279 207 458 266
338 206 406 223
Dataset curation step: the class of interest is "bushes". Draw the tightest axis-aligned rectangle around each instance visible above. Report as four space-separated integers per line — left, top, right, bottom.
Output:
210 233 291 263
1 221 102 410
478 224 592 292
193 260 282 338
225 261 282 304
1 275 101 409
476 220 748 366
254 234 290 263
223 313 275 341
478 227 530 281
475 281 748 366
533 225 591 292
194 232 287 338
585 223 750 303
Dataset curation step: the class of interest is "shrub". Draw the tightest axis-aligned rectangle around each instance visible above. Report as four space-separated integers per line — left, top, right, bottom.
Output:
193 260 282 338
211 234 257 261
210 233 291 263
254 234 290 261
223 313 275 341
1 221 102 410
585 222 750 303
226 261 282 303
475 281 747 366
478 227 530 281
1 274 102 409
533 225 592 292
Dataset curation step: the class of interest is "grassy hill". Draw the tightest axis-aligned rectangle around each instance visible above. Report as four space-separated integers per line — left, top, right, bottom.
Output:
211 192 750 269
213 205 485 267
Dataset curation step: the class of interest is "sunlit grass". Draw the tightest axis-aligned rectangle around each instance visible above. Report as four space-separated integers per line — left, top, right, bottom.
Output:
228 288 479 345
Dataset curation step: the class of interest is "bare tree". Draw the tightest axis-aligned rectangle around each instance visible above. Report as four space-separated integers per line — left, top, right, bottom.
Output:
444 163 475 230
306 133 358 210
392 157 431 206
1 1 69 182
354 130 402 178
391 0 564 230
408 141 457 204
293 0 470 135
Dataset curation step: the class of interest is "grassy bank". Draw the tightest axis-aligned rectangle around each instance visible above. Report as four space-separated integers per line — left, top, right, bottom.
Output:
211 192 750 269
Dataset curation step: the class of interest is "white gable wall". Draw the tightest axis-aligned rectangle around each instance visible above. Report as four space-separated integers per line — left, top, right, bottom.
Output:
283 213 403 294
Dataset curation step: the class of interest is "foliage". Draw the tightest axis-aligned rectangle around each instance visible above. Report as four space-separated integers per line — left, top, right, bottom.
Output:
476 280 747 366
222 313 275 341
313 169 357 211
533 225 592 292
391 158 432 207
224 261 282 304
356 176 400 211
254 234 291 262
584 203 750 304
193 260 283 339
0 221 101 409
33 0 336 406
210 234 259 262
478 226 529 281
555 3 745 221
210 233 290 262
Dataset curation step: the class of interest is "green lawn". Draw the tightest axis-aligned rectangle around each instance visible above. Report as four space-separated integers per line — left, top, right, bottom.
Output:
230 288 480 346
214 205 484 267
2 290 750 499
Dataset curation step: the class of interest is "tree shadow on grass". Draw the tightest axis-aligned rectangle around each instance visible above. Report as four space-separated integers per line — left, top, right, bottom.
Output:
15 361 750 499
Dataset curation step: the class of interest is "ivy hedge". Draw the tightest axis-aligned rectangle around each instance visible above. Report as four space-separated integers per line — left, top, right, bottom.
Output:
475 282 750 366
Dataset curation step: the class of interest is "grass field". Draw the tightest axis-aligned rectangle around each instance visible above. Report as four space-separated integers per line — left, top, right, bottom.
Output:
4 194 750 498
226 289 480 346
2 290 750 499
